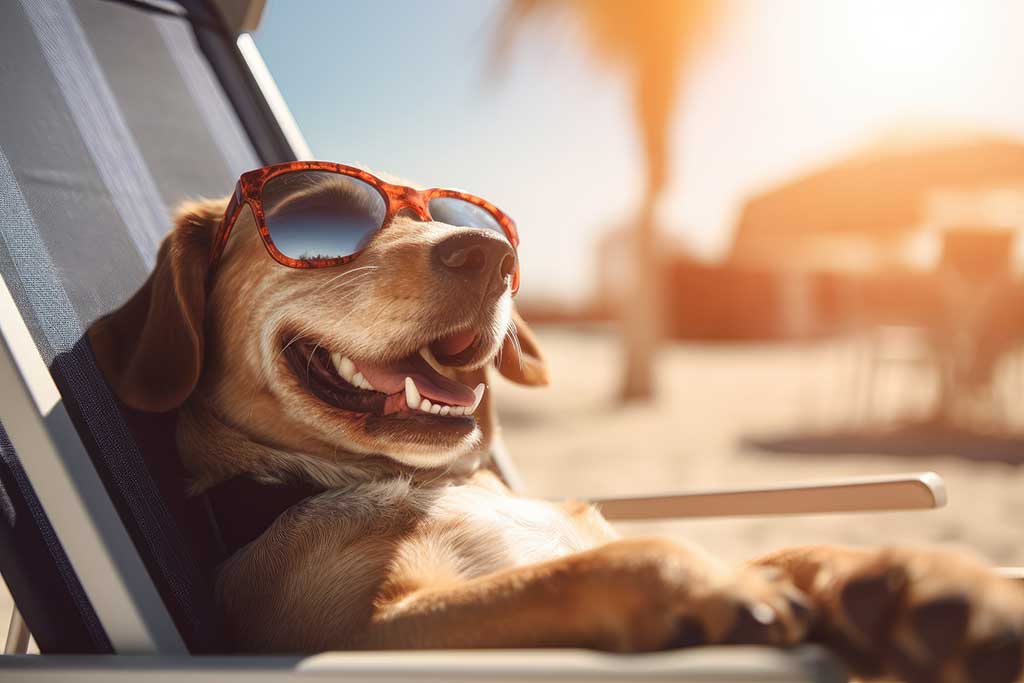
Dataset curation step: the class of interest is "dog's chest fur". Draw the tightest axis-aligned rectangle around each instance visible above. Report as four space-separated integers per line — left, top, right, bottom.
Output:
326 472 617 579
415 479 615 573
216 470 618 650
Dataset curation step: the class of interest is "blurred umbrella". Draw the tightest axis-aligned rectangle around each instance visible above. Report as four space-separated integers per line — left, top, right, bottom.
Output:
495 0 719 401
731 131 1024 264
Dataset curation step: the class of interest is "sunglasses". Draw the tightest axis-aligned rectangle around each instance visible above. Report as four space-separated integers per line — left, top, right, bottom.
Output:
209 161 520 294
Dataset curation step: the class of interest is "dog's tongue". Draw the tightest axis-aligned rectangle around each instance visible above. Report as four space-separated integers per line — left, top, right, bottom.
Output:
359 352 476 407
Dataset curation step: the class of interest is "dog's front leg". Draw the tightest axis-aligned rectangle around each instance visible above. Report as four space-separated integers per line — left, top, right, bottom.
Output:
751 545 1024 683
358 538 811 652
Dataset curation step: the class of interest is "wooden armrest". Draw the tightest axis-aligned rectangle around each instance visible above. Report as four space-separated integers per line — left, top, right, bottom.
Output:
591 472 946 521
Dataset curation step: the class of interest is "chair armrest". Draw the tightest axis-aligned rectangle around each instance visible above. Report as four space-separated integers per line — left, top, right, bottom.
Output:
997 567 1024 585
0 645 847 683
591 472 946 521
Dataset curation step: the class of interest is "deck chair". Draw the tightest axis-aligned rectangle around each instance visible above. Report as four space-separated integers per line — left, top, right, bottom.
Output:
0 0 950 679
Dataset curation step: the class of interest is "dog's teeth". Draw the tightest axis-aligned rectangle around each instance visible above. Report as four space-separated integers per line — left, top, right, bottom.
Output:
351 372 373 390
439 405 450 416
468 383 486 414
419 346 445 374
419 399 431 412
331 352 346 378
405 377 420 409
338 356 356 382
451 406 465 416
430 404 441 415
332 354 372 388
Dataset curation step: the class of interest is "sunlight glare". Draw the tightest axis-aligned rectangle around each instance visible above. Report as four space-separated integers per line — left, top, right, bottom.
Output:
826 0 994 114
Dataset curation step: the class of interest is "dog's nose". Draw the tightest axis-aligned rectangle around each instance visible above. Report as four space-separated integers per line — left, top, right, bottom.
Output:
433 231 516 293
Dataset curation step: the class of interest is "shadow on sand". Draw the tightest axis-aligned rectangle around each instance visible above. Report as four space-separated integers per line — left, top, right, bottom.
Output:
743 422 1024 465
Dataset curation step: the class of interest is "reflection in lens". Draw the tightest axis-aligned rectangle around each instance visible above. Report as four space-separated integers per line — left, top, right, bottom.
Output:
428 197 506 238
262 170 386 262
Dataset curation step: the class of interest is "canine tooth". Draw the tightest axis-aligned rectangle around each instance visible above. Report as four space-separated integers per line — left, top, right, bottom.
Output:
419 346 445 374
419 399 431 412
405 377 420 409
430 404 441 415
469 383 486 413
440 405 450 416
339 356 356 381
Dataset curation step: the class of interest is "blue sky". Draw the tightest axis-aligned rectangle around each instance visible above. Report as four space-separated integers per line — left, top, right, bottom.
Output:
254 0 639 302
254 0 1024 302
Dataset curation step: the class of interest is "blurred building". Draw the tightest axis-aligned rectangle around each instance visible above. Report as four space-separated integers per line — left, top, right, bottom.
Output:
657 131 1024 343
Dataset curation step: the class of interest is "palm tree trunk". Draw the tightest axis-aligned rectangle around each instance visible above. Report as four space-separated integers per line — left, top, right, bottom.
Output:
619 64 674 401
620 199 661 399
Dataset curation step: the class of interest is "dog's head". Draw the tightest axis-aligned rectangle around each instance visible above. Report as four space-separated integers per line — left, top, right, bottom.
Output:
88 173 547 474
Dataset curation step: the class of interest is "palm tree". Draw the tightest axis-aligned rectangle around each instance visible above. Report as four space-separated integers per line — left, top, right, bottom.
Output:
495 0 718 400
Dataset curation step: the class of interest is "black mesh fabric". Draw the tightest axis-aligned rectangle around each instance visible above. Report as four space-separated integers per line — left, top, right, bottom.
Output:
0 0 273 654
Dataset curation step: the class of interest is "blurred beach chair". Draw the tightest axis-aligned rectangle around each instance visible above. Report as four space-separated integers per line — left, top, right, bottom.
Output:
0 0 968 680
851 229 1023 429
853 324 938 425
933 228 1020 425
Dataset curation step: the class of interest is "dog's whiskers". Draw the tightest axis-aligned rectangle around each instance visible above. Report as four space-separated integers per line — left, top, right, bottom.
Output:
270 324 314 369
247 324 318 424
494 330 504 369
421 445 463 487
507 319 524 370
313 265 379 296
306 338 325 384
256 275 375 395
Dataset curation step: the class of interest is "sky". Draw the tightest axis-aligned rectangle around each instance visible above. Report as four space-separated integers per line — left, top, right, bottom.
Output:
254 0 1024 303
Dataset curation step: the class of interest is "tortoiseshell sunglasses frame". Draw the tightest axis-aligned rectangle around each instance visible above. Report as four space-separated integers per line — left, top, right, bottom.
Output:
209 161 521 294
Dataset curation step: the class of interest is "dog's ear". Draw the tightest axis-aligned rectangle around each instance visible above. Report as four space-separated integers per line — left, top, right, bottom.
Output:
496 307 548 386
88 198 226 412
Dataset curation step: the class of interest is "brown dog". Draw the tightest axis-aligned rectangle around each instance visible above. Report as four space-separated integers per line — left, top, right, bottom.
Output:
89 175 1024 683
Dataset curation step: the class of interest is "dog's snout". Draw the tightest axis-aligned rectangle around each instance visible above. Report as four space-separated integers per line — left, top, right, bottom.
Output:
433 231 515 293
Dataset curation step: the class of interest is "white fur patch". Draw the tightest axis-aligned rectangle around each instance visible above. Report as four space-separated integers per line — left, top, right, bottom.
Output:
425 484 593 574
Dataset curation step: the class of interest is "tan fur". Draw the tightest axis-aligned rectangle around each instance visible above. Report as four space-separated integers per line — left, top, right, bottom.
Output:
89 181 1024 682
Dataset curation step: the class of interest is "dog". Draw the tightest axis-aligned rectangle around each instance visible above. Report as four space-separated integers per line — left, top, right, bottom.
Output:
88 169 1024 683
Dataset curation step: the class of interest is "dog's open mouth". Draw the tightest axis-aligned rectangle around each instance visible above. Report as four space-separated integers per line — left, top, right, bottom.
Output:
282 330 486 420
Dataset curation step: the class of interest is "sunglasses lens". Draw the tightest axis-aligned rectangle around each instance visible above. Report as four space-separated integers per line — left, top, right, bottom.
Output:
262 171 386 262
428 197 506 239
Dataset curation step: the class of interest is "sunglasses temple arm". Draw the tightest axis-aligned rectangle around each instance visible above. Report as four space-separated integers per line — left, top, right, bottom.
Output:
209 184 245 268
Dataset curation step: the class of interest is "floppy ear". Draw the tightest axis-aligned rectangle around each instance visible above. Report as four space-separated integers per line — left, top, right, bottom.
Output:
88 198 226 412
496 307 549 386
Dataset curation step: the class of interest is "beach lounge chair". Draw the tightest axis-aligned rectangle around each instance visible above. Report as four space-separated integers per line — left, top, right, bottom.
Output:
0 0 950 679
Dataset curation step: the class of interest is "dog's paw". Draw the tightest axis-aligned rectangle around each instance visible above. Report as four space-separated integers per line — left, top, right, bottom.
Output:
809 548 1024 683
673 563 815 649
595 540 814 652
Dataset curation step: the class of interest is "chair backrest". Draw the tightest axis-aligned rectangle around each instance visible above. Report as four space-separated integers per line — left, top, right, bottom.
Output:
0 0 293 654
